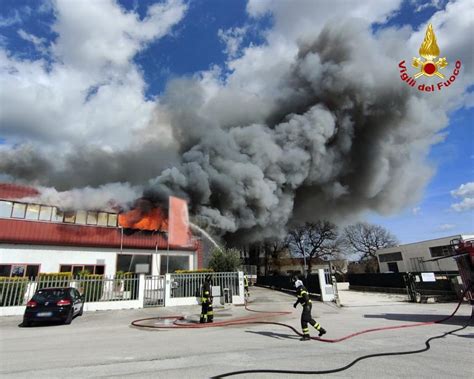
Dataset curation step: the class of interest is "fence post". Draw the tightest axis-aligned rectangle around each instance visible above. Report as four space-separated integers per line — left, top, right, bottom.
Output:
138 274 145 308
318 268 334 302
234 271 245 305
164 274 172 307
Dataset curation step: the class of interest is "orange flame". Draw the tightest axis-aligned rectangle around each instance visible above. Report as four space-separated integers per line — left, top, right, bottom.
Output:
118 200 168 231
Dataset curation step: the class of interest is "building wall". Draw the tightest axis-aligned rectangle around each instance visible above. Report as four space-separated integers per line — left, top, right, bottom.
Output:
0 244 196 276
376 235 473 273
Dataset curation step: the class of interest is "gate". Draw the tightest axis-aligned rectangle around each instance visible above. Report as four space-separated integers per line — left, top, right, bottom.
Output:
144 275 165 307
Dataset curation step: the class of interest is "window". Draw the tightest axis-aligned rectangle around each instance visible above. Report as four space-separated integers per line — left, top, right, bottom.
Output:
429 245 453 258
379 252 403 262
87 211 98 225
117 254 151 274
60 264 105 275
25 204 40 220
0 264 12 276
60 265 72 273
73 266 83 276
108 213 118 227
11 203 26 218
160 255 189 274
387 262 399 273
0 201 13 217
51 207 64 222
97 212 108 226
25 265 39 279
76 210 87 225
64 211 76 223
39 206 53 221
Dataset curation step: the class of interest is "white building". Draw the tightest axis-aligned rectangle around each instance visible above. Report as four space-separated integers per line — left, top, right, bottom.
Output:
0 183 203 278
376 234 474 273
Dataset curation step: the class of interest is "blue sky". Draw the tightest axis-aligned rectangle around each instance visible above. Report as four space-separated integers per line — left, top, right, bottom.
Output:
0 0 472 243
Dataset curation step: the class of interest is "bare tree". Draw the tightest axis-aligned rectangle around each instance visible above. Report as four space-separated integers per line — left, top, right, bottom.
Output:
263 239 287 275
340 222 398 272
286 221 338 275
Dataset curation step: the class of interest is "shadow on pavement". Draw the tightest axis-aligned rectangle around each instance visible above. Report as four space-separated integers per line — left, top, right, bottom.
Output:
364 313 472 326
245 330 300 340
451 332 474 339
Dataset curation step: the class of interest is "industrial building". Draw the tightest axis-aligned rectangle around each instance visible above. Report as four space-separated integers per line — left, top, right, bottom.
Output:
376 234 474 273
0 183 202 278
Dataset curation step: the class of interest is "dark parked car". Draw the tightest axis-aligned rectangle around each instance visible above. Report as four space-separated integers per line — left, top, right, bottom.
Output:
23 287 84 326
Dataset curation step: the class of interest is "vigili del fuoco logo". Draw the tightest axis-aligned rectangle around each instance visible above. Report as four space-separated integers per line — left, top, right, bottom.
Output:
398 23 461 92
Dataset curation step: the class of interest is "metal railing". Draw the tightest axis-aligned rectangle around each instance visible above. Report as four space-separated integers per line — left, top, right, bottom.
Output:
169 272 241 299
0 275 139 307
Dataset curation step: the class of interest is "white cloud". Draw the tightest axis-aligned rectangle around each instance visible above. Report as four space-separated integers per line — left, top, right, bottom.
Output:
410 0 445 13
437 223 456 231
451 182 474 212
17 29 48 54
0 0 186 151
218 26 248 59
412 206 421 215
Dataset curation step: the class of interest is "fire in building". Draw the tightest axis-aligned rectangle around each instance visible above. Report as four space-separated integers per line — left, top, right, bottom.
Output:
0 183 203 278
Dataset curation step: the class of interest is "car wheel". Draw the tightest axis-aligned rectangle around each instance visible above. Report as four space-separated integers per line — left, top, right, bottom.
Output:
22 320 31 327
64 309 74 325
78 304 84 316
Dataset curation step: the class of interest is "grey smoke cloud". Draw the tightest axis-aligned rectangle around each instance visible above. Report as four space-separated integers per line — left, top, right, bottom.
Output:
0 18 468 243
142 21 446 242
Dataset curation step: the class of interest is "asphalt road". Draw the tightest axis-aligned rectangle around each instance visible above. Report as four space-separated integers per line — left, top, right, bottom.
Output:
0 287 472 378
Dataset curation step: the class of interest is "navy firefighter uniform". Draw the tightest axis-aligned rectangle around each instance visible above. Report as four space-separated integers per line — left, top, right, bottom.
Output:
200 275 214 323
293 280 327 341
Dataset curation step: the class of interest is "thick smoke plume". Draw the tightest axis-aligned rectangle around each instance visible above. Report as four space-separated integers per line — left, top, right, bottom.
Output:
0 21 459 242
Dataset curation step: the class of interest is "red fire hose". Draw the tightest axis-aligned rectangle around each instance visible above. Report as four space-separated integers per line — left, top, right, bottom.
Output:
131 285 472 343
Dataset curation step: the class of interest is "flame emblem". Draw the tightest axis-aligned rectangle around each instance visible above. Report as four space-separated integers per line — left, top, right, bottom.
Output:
412 23 448 79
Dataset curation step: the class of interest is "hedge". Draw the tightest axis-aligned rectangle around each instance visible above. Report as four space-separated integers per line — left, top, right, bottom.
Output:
37 272 73 289
174 269 214 274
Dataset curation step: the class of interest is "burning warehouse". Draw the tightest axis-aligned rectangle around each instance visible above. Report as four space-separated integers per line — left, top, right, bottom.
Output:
0 183 202 278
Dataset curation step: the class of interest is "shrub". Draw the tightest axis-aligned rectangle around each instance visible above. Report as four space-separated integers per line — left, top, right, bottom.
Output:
208 247 242 272
78 274 104 302
0 277 29 306
174 269 214 274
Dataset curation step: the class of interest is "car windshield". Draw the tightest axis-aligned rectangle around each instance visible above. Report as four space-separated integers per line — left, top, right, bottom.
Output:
33 289 67 302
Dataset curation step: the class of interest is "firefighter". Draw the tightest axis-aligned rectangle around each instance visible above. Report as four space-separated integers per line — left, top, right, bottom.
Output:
200 274 213 323
293 279 327 341
244 274 250 298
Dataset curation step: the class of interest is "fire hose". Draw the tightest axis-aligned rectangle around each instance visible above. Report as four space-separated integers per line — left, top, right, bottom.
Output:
131 285 473 376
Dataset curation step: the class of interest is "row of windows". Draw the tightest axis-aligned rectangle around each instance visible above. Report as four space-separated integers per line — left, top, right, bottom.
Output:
59 264 105 275
0 264 105 278
0 264 40 278
0 200 118 227
429 245 453 258
379 252 403 262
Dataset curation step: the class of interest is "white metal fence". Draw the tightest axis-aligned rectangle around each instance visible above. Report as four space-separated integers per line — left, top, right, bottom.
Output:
0 275 139 307
0 271 245 315
170 272 241 299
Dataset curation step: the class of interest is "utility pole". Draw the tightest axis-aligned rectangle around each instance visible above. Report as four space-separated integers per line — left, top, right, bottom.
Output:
302 235 308 278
